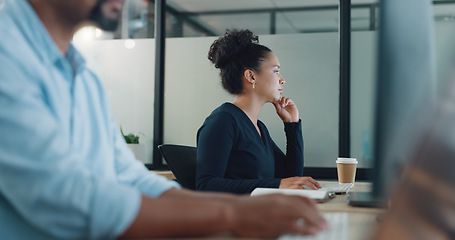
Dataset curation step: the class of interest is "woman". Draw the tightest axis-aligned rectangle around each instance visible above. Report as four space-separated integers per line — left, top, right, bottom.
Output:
196 29 321 194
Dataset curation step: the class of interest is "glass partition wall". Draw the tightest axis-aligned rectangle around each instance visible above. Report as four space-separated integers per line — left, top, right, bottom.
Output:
72 0 362 176
350 0 455 173
350 1 378 171
162 0 341 172
72 0 455 179
434 1 455 95
73 1 157 165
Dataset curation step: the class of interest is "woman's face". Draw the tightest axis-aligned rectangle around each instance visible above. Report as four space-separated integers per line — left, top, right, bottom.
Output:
254 52 285 102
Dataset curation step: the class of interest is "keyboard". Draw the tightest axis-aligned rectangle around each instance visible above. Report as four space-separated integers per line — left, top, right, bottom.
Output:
319 183 354 194
278 212 349 240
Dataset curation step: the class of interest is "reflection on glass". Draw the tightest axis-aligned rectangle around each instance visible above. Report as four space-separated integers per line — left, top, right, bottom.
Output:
434 3 455 24
276 10 338 34
124 39 136 49
73 26 104 44
350 1 378 168
190 13 271 36
110 0 390 39
351 8 371 31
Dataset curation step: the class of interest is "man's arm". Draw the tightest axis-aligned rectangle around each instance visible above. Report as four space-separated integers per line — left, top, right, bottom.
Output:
119 188 329 238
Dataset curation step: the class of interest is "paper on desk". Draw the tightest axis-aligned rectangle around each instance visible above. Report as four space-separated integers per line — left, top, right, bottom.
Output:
251 188 330 201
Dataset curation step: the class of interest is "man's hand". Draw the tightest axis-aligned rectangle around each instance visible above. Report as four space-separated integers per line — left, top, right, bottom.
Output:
119 188 328 238
228 194 328 237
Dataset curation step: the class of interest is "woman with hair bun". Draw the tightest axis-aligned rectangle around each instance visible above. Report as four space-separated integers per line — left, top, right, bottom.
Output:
196 29 321 194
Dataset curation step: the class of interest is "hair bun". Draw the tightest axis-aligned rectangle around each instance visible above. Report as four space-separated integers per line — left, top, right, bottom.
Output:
208 29 259 68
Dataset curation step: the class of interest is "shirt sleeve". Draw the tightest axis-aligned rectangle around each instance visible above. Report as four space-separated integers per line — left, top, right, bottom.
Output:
109 116 181 197
0 58 144 240
196 112 281 194
273 120 304 178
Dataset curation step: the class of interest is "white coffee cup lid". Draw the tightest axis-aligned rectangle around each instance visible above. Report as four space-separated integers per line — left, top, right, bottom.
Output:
336 157 358 164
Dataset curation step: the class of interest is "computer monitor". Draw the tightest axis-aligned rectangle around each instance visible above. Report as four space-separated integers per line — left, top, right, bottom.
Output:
372 0 436 199
349 0 436 207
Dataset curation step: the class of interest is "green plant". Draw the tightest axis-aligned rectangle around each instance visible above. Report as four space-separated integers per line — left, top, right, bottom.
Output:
120 127 141 144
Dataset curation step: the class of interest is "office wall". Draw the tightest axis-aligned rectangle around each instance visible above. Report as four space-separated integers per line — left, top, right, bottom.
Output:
72 31 388 168
349 21 455 169
350 23 455 170
350 32 377 168
164 33 340 168
163 37 232 146
77 30 454 169
74 38 156 163
435 23 455 96
73 32 377 167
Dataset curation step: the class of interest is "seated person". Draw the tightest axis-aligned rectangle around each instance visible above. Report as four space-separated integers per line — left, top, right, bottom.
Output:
196 29 321 194
0 0 328 239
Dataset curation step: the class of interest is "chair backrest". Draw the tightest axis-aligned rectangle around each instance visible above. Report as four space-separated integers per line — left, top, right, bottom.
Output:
158 144 197 190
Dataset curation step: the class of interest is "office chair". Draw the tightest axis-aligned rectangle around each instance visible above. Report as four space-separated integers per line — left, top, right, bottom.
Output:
157 144 197 190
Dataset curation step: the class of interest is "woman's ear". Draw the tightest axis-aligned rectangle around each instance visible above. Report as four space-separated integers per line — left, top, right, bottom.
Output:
243 69 255 84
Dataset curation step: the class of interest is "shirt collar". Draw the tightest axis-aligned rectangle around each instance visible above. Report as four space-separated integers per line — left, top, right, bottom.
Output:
66 43 87 76
3 0 72 66
3 0 87 75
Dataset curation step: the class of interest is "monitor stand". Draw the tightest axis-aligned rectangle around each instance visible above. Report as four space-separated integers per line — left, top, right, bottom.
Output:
347 192 387 208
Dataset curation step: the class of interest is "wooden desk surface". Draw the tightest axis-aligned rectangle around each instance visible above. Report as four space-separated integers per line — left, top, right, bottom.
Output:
143 176 382 239
151 170 176 180
313 181 384 240
317 181 384 214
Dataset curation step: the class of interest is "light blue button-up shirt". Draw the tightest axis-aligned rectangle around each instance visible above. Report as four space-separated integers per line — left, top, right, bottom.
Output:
0 0 180 239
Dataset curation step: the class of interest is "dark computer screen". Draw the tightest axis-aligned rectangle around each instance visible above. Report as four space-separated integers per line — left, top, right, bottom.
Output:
372 0 437 198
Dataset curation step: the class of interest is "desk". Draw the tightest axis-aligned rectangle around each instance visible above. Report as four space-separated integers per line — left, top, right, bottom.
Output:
204 181 383 240
317 181 384 214
139 180 383 240
151 170 176 180
315 180 384 240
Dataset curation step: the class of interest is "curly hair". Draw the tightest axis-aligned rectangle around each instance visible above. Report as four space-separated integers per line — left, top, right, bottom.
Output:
208 29 272 94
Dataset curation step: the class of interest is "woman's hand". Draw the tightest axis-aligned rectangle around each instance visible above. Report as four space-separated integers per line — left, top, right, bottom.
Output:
279 177 322 190
273 97 300 123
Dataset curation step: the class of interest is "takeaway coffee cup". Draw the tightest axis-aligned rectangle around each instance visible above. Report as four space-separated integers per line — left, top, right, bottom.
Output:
336 157 358 183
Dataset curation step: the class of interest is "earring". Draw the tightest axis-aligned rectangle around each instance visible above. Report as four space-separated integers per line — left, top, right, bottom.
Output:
252 82 255 89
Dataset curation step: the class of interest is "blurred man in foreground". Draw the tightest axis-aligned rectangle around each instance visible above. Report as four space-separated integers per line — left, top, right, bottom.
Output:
0 0 327 239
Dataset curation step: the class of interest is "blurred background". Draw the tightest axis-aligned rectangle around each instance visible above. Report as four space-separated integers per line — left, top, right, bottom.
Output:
72 0 455 177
